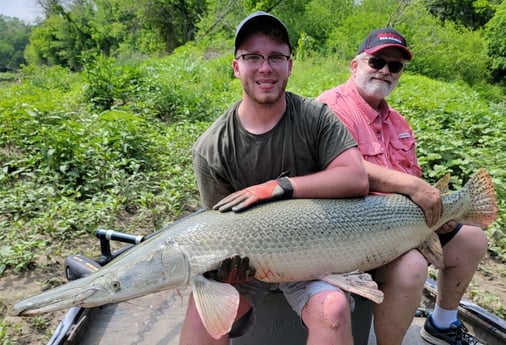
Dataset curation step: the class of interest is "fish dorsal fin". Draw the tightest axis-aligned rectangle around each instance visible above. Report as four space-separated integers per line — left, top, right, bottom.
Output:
191 275 240 339
433 173 451 194
322 272 383 304
417 232 445 269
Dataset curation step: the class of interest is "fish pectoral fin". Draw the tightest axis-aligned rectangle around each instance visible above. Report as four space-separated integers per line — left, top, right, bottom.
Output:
322 272 384 304
417 232 444 269
191 275 240 339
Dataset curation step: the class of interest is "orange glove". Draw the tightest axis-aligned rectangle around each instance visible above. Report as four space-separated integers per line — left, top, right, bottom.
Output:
213 177 293 212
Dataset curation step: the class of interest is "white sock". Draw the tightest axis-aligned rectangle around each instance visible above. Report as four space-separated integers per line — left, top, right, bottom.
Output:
431 305 458 329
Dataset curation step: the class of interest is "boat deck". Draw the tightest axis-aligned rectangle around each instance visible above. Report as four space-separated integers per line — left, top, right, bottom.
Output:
54 287 430 345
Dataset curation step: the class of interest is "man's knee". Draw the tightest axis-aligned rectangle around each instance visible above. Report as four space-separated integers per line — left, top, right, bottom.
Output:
376 250 428 291
444 225 488 266
461 225 488 255
302 290 352 330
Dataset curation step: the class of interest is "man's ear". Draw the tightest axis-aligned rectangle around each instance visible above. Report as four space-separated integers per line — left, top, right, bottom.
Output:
350 58 359 71
232 59 240 78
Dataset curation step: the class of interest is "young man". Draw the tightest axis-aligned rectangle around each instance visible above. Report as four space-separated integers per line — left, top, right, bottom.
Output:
317 28 487 345
179 11 369 345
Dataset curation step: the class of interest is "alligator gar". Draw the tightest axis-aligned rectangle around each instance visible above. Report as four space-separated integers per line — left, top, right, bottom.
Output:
12 169 497 339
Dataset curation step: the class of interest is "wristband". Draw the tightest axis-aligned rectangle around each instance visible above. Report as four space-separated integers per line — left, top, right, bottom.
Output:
277 176 294 199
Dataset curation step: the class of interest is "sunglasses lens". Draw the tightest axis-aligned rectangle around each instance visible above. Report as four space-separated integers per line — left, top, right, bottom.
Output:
368 57 403 73
368 57 386 70
388 61 403 73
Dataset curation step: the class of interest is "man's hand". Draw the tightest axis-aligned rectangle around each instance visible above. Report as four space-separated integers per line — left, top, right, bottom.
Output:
408 181 443 227
213 177 293 212
205 255 256 284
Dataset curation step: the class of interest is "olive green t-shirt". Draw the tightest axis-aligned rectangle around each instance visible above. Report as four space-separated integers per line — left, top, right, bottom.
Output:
192 92 357 209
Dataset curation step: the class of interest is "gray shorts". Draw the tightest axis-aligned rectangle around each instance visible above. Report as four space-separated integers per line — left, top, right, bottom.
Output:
229 279 352 337
235 279 348 316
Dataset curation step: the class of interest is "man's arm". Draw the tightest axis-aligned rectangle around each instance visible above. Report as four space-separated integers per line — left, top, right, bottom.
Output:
290 147 368 199
363 160 444 228
214 147 369 212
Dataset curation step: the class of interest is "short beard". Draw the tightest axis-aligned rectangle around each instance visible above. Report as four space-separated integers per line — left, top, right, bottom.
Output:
242 79 288 105
356 72 397 100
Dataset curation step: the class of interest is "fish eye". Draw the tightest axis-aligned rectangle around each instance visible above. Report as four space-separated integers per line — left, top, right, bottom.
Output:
111 281 121 291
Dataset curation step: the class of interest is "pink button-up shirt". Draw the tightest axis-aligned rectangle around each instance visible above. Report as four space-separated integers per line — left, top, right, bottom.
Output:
317 78 422 177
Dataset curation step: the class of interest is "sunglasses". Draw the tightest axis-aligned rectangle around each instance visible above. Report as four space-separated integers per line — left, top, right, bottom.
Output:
362 56 404 73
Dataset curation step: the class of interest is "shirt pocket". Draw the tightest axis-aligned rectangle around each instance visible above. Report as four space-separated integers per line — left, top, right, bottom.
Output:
358 142 384 159
389 138 417 168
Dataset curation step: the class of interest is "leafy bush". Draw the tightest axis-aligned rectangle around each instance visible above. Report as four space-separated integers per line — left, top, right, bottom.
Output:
138 46 238 123
81 53 143 110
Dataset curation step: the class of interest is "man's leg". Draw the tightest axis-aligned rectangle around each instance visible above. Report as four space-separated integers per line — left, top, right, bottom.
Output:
437 225 487 314
373 249 428 345
421 225 487 345
303 289 353 345
281 280 354 345
179 293 252 345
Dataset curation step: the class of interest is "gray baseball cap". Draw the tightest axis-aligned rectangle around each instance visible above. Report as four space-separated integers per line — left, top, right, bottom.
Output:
234 11 291 55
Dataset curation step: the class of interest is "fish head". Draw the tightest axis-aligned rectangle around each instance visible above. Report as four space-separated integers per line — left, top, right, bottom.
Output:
12 237 190 316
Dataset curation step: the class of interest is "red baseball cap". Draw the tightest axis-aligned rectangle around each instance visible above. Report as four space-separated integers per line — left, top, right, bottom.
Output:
358 28 412 61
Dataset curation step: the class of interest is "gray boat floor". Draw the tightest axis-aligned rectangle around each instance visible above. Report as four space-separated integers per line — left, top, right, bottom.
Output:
69 287 428 345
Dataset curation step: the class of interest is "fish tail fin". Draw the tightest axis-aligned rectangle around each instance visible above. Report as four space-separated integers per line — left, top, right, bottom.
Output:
458 168 498 228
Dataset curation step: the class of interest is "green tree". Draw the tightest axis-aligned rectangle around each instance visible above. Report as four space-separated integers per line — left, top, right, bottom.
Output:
425 0 499 30
25 14 84 69
139 0 207 53
484 0 506 83
0 16 32 71
26 0 98 69
27 0 208 69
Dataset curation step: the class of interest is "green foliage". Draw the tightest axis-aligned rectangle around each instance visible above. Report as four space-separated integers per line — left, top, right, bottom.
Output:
25 15 82 68
484 0 506 83
289 55 349 96
0 16 31 71
81 53 143 110
20 64 76 90
0 54 225 274
139 0 208 52
4 0 505 90
398 7 490 85
390 74 506 257
137 45 239 122
425 0 498 30
0 318 20 345
24 0 209 70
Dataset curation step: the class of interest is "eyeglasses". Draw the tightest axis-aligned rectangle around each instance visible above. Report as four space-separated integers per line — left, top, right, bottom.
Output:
236 53 291 68
361 56 404 73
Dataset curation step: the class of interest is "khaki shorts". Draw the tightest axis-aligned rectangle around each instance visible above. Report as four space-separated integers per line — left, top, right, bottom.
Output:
235 279 350 316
